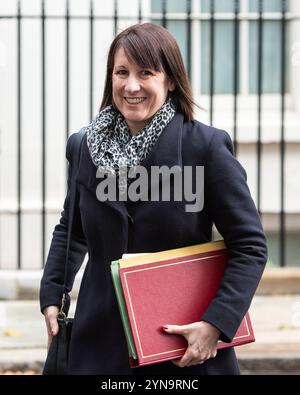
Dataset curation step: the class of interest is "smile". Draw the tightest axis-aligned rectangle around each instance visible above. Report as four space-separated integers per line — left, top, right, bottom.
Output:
124 97 146 104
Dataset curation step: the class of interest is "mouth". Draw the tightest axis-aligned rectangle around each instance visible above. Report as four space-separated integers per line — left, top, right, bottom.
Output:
124 97 147 105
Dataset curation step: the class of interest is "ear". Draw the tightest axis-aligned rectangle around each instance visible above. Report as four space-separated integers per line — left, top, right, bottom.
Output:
168 79 176 92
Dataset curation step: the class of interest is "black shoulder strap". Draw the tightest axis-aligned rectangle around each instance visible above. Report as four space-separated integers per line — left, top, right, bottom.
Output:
60 128 86 316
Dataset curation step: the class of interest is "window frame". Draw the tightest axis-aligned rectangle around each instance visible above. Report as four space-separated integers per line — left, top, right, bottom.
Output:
149 0 295 112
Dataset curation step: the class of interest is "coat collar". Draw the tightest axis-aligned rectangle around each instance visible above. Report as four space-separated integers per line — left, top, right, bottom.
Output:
77 112 184 223
139 112 183 170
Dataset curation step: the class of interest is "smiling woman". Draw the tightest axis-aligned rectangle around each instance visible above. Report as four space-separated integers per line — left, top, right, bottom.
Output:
40 22 268 376
112 47 175 134
101 23 196 126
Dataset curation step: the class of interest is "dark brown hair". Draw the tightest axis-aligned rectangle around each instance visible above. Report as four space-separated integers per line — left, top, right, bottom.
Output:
100 23 197 122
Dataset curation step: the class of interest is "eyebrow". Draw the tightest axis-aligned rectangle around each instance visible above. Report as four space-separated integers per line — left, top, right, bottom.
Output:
114 64 156 72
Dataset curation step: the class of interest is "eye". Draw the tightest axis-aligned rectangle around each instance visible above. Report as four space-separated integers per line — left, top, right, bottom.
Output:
115 70 128 76
140 70 153 77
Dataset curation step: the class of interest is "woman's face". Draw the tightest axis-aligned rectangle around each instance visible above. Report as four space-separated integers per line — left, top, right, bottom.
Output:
112 47 175 135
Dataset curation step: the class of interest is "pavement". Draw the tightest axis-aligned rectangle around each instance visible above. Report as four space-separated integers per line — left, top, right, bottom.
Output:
0 295 300 375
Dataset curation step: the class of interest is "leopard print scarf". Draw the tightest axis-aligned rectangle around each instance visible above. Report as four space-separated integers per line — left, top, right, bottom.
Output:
86 98 176 189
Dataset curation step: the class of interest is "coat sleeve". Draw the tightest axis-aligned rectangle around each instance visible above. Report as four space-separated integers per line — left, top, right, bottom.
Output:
39 133 88 314
200 129 268 342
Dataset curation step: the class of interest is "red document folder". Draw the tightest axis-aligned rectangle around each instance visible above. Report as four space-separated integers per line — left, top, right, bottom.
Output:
118 240 255 367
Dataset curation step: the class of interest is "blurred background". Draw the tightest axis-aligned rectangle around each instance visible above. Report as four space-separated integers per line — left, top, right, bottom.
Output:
0 0 299 375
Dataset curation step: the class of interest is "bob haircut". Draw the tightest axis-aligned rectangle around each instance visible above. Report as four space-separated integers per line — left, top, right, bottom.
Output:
100 23 197 122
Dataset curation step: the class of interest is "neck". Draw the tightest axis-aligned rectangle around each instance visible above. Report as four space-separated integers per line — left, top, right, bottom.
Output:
127 121 148 136
129 128 140 136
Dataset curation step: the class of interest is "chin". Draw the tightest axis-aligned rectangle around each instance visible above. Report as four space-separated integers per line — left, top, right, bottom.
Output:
124 112 148 123
126 116 147 123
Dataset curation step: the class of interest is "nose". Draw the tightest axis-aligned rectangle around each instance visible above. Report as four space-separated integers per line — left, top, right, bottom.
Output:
124 75 141 94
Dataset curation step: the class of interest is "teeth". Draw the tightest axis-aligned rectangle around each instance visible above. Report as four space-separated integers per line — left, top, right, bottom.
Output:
125 97 146 104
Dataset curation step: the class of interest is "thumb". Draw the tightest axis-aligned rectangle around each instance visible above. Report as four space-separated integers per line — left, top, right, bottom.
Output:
162 324 189 335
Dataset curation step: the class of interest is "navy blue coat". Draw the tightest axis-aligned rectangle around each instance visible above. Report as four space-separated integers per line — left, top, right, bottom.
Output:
40 113 267 375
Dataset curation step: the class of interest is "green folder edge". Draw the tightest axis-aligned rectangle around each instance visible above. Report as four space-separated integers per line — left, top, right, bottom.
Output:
111 260 137 360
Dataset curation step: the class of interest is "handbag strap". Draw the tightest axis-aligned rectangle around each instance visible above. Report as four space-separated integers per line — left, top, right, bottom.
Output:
59 128 86 317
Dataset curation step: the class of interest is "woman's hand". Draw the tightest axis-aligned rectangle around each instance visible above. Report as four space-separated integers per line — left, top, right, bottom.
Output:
43 305 60 351
162 321 221 367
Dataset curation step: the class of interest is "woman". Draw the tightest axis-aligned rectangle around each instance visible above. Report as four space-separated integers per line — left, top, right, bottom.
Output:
40 23 267 375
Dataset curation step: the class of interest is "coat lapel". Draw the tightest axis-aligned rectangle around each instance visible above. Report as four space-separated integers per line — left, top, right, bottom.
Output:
76 113 184 224
140 112 183 170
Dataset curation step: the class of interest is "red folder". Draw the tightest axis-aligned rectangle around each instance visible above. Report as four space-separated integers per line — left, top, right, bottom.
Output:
118 241 255 367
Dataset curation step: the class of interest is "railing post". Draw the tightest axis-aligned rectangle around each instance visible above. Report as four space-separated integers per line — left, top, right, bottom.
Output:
233 0 240 156
41 0 46 266
209 0 215 126
186 0 192 81
90 0 94 121
280 0 287 267
114 0 118 36
162 0 167 28
138 0 142 24
17 0 22 270
256 0 263 216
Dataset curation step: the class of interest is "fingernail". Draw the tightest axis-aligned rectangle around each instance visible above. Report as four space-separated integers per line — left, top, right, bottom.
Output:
162 325 169 330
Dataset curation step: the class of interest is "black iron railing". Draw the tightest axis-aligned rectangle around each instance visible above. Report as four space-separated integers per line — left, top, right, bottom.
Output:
0 0 298 268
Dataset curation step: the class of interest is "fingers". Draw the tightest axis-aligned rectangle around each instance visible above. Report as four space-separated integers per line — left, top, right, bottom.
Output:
43 306 61 352
44 306 59 337
172 359 204 368
163 322 218 368
172 346 204 368
48 315 59 336
171 353 194 368
171 348 216 368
